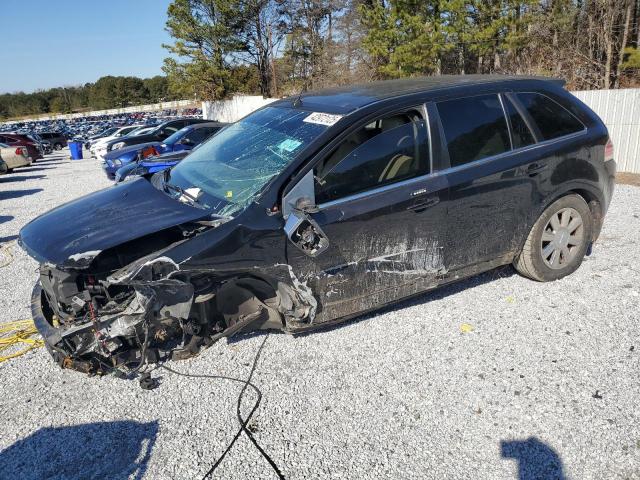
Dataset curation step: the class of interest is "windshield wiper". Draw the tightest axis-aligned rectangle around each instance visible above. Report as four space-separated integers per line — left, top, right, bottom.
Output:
163 180 205 209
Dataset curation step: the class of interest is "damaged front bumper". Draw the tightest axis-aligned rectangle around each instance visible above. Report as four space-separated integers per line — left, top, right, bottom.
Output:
30 257 315 377
30 278 194 375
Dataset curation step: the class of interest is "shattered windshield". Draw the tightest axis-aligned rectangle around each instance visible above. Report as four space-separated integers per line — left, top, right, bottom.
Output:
166 106 330 216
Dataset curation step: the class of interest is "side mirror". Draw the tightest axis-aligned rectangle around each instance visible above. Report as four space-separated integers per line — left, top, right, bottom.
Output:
284 209 329 257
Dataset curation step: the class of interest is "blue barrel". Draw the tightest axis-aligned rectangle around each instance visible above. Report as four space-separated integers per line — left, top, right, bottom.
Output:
68 141 83 160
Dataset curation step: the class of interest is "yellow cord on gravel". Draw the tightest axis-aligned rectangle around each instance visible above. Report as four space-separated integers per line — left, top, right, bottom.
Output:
0 319 44 362
0 241 14 268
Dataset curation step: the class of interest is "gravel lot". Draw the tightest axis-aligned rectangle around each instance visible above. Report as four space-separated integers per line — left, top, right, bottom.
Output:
0 150 638 479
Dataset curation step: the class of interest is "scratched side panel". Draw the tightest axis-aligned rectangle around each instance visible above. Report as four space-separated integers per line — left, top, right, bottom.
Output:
286 175 449 324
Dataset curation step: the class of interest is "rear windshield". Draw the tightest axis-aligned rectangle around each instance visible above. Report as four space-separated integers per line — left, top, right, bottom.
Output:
167 106 330 216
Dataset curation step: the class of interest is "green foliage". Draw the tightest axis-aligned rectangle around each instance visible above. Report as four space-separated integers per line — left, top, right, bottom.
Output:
623 47 640 70
360 1 446 79
162 0 245 100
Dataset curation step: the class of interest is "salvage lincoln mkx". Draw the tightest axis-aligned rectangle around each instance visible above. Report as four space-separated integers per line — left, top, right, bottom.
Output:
20 76 616 376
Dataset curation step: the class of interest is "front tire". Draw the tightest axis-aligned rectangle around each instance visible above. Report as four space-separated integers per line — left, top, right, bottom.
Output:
514 194 593 282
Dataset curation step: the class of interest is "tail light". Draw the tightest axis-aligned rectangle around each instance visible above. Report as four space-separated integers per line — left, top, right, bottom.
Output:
15 147 26 156
604 139 614 162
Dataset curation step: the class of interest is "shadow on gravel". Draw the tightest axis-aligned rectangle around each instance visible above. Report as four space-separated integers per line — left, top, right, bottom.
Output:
0 235 18 242
31 157 68 165
0 216 13 225
18 167 56 173
0 420 159 480
501 437 566 480
0 175 46 183
0 188 43 200
32 161 68 166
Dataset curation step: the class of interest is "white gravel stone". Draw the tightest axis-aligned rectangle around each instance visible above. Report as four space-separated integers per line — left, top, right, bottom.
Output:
0 150 638 479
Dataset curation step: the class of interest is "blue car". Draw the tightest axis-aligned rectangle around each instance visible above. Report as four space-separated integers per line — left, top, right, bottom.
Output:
103 122 226 180
114 150 190 182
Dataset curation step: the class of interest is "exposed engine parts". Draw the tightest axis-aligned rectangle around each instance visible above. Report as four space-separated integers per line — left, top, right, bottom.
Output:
32 256 316 377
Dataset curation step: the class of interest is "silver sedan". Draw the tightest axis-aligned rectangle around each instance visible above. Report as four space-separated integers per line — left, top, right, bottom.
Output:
0 142 32 174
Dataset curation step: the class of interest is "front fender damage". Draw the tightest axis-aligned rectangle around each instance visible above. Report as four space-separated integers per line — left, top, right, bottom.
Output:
33 252 318 377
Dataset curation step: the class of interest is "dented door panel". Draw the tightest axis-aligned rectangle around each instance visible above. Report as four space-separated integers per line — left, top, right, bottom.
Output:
285 173 449 324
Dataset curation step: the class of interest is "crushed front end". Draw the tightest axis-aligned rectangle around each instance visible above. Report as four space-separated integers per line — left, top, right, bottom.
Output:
28 248 317 376
31 260 199 375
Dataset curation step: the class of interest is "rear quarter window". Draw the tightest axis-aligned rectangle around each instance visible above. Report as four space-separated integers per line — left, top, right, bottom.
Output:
436 94 511 167
516 92 585 140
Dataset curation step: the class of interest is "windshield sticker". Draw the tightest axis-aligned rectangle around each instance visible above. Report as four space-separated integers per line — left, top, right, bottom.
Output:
277 139 303 152
303 112 343 126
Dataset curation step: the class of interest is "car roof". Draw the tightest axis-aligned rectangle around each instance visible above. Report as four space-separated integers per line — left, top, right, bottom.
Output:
271 75 564 114
191 122 228 129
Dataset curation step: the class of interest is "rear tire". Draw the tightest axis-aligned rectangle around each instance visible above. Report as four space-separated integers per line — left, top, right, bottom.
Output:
514 194 593 282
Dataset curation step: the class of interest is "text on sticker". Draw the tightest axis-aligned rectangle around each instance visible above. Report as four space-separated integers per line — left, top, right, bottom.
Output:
303 112 343 126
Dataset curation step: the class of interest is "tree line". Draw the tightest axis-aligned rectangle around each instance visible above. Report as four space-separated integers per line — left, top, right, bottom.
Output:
162 0 640 100
0 76 178 120
3 0 639 119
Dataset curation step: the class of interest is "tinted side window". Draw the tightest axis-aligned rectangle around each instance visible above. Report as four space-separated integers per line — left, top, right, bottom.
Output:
162 126 180 137
315 116 429 203
184 128 214 144
504 97 536 148
516 92 584 140
437 94 510 167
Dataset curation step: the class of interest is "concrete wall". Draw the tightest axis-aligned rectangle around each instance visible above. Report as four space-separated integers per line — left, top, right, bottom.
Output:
202 95 277 123
572 89 640 174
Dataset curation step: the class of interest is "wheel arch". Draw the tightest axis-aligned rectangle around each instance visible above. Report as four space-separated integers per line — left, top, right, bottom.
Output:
516 184 605 258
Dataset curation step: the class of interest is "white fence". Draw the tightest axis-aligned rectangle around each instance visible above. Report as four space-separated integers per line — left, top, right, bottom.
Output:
572 89 640 174
202 95 277 123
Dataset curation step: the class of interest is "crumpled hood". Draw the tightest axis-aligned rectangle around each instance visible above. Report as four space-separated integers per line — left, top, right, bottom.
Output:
103 141 161 161
19 178 209 269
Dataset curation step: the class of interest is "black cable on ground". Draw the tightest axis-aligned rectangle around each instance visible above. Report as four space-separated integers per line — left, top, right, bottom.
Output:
160 334 285 480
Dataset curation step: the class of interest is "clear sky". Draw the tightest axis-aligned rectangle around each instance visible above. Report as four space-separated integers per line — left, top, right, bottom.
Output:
0 0 174 94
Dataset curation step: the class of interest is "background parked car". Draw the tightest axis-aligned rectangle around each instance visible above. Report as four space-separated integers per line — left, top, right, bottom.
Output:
114 149 192 182
155 122 227 154
108 122 227 181
0 133 43 161
90 125 145 160
0 142 32 173
39 132 68 150
102 118 212 157
26 133 49 155
83 126 120 150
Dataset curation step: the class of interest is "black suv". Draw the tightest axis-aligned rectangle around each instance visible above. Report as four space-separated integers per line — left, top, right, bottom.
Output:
38 132 68 150
20 75 615 376
102 118 211 155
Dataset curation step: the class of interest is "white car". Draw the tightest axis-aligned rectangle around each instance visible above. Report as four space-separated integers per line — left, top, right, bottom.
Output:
90 125 144 160
0 142 32 173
